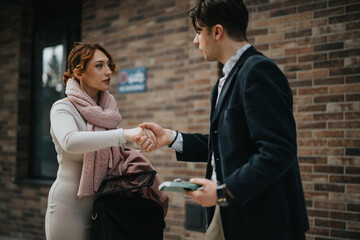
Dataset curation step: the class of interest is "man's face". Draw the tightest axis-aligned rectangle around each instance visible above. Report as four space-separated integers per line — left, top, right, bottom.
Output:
193 26 219 62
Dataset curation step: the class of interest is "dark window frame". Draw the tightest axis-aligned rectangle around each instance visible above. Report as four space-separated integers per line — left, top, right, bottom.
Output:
15 0 81 183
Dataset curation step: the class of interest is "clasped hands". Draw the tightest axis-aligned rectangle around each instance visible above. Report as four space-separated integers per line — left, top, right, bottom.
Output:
123 122 172 152
126 122 219 207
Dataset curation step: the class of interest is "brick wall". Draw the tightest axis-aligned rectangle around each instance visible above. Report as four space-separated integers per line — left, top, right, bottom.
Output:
82 0 215 238
0 0 359 239
245 0 360 239
0 2 49 240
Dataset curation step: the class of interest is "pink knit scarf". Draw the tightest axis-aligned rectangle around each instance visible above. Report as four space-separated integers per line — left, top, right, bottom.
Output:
65 78 168 215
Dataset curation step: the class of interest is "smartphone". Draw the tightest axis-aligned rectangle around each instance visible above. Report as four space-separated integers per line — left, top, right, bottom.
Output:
158 181 203 193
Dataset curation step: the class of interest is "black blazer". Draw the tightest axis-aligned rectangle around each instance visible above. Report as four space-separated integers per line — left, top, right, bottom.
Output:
176 47 309 239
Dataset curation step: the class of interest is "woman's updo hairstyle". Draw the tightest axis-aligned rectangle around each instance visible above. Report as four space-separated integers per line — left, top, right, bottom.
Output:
63 41 116 86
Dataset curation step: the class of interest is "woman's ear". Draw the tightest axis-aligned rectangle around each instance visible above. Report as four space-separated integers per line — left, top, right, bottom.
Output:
74 69 83 81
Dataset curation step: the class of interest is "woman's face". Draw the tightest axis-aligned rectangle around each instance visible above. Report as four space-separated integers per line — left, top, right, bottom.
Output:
79 49 112 97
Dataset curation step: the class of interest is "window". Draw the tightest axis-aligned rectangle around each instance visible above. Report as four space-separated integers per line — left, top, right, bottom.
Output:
29 0 81 179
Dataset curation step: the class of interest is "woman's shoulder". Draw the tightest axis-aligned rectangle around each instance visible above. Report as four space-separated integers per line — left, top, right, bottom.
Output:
51 98 76 112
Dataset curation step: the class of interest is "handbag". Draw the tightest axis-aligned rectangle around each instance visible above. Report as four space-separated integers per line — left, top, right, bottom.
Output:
90 171 166 240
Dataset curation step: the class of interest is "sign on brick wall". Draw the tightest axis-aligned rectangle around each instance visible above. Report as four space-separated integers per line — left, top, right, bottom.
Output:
117 67 146 94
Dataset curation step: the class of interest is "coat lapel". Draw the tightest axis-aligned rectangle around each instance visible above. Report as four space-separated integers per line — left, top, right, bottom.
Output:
211 46 259 124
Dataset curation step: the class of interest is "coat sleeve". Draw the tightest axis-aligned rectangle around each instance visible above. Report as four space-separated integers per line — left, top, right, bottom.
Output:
224 56 298 206
175 133 209 163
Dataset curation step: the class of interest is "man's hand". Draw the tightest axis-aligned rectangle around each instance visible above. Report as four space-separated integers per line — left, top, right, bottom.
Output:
135 122 174 152
185 178 217 207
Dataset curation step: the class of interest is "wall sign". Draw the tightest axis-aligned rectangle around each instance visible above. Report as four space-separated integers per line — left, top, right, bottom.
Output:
117 67 146 94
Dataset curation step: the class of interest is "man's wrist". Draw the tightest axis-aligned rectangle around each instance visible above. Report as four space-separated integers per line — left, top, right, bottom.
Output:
168 130 179 147
165 129 176 145
216 184 234 207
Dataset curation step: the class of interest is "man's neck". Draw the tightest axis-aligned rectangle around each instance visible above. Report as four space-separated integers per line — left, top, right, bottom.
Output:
219 40 249 65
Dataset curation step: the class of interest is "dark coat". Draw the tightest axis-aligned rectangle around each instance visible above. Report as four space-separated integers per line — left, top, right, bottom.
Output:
176 47 309 240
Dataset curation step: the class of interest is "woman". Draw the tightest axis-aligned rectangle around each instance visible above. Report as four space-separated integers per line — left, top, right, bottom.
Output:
45 41 156 240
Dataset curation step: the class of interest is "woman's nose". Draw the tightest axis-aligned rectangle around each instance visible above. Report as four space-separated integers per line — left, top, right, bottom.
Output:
105 65 112 75
193 34 199 46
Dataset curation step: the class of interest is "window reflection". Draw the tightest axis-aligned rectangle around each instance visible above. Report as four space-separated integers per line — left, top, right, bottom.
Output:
42 44 64 93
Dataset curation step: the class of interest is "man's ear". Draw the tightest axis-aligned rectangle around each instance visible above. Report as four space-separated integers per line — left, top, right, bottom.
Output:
213 24 224 40
74 69 83 80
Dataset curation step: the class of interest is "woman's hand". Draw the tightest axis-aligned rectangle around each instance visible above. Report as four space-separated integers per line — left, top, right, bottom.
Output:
123 127 157 152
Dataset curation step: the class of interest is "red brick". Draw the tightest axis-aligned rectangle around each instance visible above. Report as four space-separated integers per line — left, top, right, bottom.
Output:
271 7 296 17
314 94 344 103
299 53 327 63
299 87 328 95
289 79 312 88
329 49 360 59
302 174 328 183
298 139 327 147
346 167 360 175
330 67 360 76
314 42 344 52
298 122 327 129
298 69 328 80
298 104 327 112
314 60 344 69
347 185 360 193
315 183 345 193
346 130 360 138
346 148 360 156
298 35 327 45
315 219 346 229
313 113 343 121
307 227 329 236
331 229 360 239
328 139 360 147
346 94 360 101
313 148 344 156
330 175 360 184
348 221 360 231
329 121 360 129
345 112 360 119
314 201 346 211
329 13 360 24
314 166 344 174
348 203 360 212
313 130 344 138
314 6 344 18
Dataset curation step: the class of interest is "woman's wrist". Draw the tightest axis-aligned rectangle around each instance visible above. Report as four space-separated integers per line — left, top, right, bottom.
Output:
119 128 127 144
123 128 137 142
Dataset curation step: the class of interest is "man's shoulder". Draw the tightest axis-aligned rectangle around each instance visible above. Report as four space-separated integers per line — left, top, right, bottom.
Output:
242 52 276 70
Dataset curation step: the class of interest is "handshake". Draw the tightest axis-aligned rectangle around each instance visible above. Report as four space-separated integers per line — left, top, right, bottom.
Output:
123 122 173 152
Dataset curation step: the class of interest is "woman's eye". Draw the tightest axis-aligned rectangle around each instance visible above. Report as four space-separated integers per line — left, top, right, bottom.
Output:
96 64 103 68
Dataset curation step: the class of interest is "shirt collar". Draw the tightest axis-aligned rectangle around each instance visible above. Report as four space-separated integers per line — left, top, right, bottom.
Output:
222 43 251 77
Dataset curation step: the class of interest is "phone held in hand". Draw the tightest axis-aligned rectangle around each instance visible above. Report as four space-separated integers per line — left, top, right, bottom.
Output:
158 178 203 193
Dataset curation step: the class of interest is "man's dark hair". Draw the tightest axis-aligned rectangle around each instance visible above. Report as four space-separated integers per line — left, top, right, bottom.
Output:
189 0 248 41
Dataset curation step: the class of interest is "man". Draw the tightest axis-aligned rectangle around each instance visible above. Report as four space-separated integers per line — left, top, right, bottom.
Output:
136 0 309 239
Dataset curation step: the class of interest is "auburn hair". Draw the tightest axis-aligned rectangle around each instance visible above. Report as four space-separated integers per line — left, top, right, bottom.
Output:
63 41 116 85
